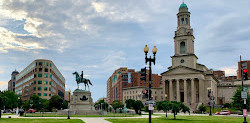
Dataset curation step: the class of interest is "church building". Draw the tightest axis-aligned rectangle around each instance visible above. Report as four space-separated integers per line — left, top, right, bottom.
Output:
161 3 219 110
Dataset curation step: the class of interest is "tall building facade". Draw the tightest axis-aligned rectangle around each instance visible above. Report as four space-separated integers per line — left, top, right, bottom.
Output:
15 59 65 101
161 3 218 110
107 67 162 104
8 70 19 92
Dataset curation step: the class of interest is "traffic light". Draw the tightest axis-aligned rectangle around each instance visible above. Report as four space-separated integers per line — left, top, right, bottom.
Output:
140 67 147 81
243 69 248 80
142 89 148 99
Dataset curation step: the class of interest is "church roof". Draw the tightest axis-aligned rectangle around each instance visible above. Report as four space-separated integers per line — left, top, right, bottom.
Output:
161 65 204 76
179 2 188 9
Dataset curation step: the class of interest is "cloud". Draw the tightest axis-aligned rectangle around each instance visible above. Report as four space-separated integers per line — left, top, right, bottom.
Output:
0 81 8 91
220 66 238 76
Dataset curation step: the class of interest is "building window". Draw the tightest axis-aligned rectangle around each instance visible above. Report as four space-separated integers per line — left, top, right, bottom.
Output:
185 18 188 24
50 63 52 67
180 41 185 54
45 68 48 72
38 87 42 90
38 81 42 84
44 74 48 78
34 81 36 84
44 81 48 85
39 68 42 72
46 62 49 66
181 18 185 25
38 93 41 96
34 87 36 90
49 94 51 96
49 87 51 91
44 87 48 91
49 81 51 85
38 73 42 77
39 62 43 66
34 74 37 78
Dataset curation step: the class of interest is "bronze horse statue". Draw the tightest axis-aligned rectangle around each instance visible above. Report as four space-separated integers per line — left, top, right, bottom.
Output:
73 71 92 90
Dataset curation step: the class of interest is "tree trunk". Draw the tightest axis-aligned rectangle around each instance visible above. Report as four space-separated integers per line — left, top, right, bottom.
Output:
174 111 176 119
165 111 168 118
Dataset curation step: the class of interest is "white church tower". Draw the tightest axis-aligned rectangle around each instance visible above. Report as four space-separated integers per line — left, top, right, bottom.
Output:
172 2 197 69
161 2 219 111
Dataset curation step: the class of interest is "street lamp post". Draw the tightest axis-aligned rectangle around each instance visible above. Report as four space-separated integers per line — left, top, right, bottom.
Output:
144 45 157 123
68 89 71 119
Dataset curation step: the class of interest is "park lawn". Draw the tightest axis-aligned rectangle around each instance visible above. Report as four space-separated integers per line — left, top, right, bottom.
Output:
0 118 84 123
24 112 138 117
106 115 250 123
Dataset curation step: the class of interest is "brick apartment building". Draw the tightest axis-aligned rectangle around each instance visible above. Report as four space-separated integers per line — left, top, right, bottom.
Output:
107 67 162 104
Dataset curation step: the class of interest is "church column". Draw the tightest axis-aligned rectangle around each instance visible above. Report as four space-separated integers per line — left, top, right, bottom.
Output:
199 79 204 103
176 79 180 102
184 79 188 104
169 80 173 101
191 79 195 103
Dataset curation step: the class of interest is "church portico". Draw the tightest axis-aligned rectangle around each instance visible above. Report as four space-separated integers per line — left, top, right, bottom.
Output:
164 78 203 105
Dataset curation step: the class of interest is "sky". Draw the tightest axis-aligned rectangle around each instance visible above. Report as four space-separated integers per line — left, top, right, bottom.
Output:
0 0 249 102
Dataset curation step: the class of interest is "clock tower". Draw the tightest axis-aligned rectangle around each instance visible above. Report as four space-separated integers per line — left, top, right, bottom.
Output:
171 2 198 69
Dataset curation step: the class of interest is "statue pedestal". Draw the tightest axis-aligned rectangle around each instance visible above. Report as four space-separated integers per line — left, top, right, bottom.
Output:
70 89 98 115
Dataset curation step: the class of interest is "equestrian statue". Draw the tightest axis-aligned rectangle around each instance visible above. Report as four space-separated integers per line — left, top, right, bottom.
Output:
73 71 93 90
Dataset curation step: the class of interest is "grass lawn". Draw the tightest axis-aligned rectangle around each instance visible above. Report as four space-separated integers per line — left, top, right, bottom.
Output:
23 112 138 117
106 115 250 123
0 118 84 123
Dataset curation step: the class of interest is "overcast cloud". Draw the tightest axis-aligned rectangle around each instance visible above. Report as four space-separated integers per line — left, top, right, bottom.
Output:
0 0 249 101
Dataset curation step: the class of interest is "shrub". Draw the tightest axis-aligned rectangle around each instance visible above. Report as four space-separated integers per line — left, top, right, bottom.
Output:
223 103 231 108
198 104 206 114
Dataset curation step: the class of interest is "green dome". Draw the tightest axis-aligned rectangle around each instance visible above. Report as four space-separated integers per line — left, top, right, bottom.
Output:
179 2 188 9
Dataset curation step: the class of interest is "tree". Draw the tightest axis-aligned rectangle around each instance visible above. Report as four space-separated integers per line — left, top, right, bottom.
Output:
170 101 183 119
30 94 42 111
22 100 30 110
94 100 108 110
49 95 63 110
2 90 18 109
162 101 171 117
232 86 250 111
62 100 68 109
125 99 135 109
133 100 144 114
198 104 206 114
42 100 50 111
111 100 124 113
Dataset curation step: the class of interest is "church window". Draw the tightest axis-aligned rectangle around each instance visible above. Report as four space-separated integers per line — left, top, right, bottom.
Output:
181 18 185 25
185 18 188 24
180 42 186 54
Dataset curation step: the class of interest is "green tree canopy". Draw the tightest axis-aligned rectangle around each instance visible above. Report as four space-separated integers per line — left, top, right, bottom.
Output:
49 95 63 110
125 99 135 109
133 100 144 114
2 90 18 109
232 86 250 111
94 100 108 110
111 100 124 112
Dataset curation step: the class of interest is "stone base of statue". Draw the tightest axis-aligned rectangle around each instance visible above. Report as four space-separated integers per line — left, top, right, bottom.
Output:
69 89 99 115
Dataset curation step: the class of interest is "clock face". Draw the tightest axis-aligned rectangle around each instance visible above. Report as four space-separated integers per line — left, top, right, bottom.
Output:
181 59 184 63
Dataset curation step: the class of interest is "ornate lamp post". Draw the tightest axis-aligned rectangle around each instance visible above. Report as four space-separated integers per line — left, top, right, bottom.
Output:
67 89 71 119
144 45 157 123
